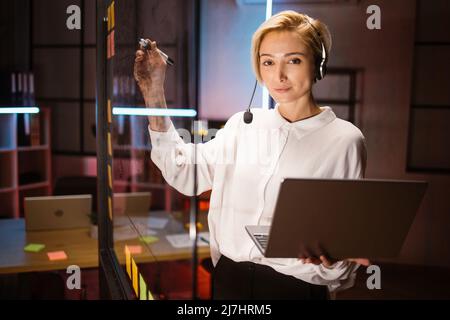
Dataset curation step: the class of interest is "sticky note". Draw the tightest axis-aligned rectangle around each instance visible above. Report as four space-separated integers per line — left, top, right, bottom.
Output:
24 243 45 253
108 165 112 188
111 1 115 29
139 274 147 300
127 245 142 255
125 245 131 278
184 222 203 230
108 99 112 123
107 33 111 59
47 251 68 261
107 132 112 156
139 236 159 244
132 258 138 296
108 195 112 220
110 30 115 57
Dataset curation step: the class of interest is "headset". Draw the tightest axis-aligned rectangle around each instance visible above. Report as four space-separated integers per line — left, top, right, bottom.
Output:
307 20 328 81
244 18 327 124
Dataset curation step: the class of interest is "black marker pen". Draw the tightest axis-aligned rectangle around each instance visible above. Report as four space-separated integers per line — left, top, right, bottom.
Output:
139 38 174 66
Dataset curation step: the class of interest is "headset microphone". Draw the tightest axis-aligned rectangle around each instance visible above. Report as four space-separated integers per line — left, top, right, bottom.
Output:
244 79 258 124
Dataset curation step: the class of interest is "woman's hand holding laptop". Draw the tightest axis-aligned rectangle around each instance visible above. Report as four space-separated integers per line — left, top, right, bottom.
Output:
300 255 371 267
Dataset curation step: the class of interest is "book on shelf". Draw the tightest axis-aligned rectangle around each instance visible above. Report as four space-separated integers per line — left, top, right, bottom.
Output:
30 114 41 146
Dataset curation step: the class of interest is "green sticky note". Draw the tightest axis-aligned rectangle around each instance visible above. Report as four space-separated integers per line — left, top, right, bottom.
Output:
24 243 45 253
139 274 147 300
139 236 159 244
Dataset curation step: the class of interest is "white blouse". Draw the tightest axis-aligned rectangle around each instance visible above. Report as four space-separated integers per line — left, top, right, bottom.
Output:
148 105 367 292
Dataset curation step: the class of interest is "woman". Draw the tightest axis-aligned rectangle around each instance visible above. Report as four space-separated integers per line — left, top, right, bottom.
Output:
134 10 369 300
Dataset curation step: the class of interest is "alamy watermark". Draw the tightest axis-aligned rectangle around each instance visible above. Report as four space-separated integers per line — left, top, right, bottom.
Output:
367 5 381 30
366 264 381 290
66 5 81 30
66 265 81 290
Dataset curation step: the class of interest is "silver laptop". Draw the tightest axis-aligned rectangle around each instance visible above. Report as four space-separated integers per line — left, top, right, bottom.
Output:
25 194 92 231
113 192 152 216
246 178 427 260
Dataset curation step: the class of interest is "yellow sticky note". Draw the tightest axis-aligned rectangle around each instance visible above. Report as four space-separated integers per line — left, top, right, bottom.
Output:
139 274 147 300
107 100 112 123
107 6 111 31
125 245 131 278
108 164 112 188
107 132 112 156
139 236 159 244
108 196 112 220
24 243 45 253
132 258 138 297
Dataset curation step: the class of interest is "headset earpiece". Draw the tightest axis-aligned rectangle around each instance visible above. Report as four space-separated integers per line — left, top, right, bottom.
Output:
316 41 327 81
307 19 327 81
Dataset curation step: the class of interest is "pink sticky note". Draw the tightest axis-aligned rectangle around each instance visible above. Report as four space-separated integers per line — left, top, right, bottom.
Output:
47 251 68 261
107 33 111 59
110 30 115 57
127 245 142 255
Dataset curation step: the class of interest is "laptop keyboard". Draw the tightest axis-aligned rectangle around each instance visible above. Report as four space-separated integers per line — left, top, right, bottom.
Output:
254 233 269 250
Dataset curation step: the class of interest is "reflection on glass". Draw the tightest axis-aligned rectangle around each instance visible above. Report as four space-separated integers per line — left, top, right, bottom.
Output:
108 0 208 300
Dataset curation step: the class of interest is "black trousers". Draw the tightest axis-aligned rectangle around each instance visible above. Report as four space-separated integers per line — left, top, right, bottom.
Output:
212 255 329 300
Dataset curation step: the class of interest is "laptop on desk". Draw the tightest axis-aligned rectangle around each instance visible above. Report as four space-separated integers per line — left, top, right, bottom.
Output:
25 194 92 231
113 192 152 216
246 178 428 260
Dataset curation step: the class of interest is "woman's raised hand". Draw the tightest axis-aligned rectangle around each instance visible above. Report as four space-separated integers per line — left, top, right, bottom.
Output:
133 38 167 98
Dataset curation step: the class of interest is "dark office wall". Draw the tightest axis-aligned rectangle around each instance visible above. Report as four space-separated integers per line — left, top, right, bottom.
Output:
30 0 198 187
0 0 30 70
31 0 95 155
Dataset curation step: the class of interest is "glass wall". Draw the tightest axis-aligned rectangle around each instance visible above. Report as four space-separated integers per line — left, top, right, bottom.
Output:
104 0 208 300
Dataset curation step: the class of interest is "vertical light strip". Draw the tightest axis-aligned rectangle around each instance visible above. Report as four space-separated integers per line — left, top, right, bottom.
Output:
265 0 273 21
262 0 273 109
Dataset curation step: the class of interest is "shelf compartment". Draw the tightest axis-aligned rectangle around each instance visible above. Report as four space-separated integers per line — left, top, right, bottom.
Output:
0 191 17 219
0 114 16 150
130 115 151 149
132 150 164 185
0 152 16 189
131 184 166 211
18 149 49 186
19 185 50 218
16 112 49 147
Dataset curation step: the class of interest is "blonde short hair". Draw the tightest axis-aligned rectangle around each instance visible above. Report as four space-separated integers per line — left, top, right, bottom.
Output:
251 10 332 83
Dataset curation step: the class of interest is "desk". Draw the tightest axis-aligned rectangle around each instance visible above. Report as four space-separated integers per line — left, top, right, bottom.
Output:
0 211 210 274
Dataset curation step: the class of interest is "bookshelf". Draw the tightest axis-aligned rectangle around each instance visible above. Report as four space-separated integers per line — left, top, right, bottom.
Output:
0 107 51 219
112 114 173 211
